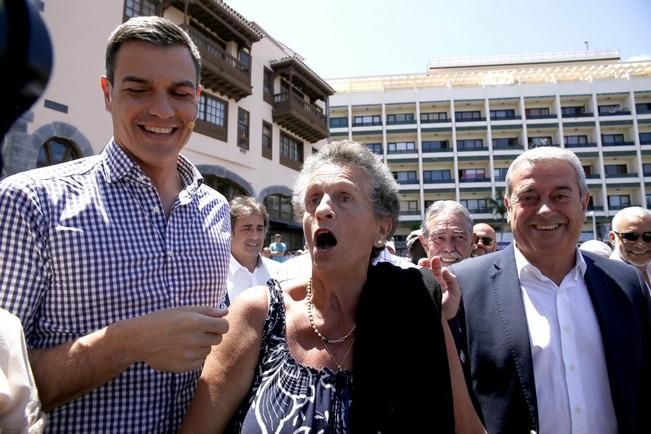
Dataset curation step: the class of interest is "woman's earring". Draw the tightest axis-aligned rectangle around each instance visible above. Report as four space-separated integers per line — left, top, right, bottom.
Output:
375 239 385 248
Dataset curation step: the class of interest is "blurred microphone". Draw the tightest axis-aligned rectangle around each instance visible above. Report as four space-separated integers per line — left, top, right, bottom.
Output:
0 0 53 173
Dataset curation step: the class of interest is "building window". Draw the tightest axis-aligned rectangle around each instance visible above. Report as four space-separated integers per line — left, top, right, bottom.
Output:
400 200 420 215
459 168 486 181
489 109 516 120
565 135 589 146
561 106 586 117
604 164 627 176
280 133 303 170
196 93 227 141
583 165 593 177
123 0 158 20
386 113 415 125
264 194 293 221
329 117 348 128
529 136 553 147
639 132 651 144
37 137 81 167
457 139 484 150
365 143 383 154
647 194 651 208
525 107 551 119
493 167 508 181
422 140 449 152
636 103 651 114
608 194 631 210
262 121 272 160
263 67 274 104
602 134 626 146
455 111 482 122
492 137 519 148
423 170 451 183
460 199 488 213
353 115 382 127
393 171 418 184
643 163 651 176
387 141 416 153
421 112 448 123
237 108 249 150
598 104 628 116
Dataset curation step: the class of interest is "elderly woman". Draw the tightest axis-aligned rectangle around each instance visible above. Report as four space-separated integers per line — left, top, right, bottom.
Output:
181 140 482 433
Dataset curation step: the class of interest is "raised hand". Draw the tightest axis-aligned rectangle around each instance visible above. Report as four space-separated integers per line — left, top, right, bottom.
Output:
419 256 461 320
119 306 229 372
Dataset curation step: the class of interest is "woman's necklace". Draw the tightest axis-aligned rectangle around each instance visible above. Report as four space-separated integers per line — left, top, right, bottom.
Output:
305 278 356 344
305 278 356 371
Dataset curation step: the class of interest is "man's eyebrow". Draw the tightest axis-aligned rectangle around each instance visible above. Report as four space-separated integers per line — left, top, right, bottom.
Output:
120 76 196 88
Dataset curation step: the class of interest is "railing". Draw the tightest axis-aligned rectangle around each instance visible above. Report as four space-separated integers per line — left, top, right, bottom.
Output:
525 114 557 119
565 142 597 148
602 141 635 147
459 177 491 183
561 112 594 117
274 92 325 121
187 26 249 76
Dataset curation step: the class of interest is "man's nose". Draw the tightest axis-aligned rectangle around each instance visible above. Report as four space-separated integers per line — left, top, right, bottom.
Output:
149 92 174 118
315 195 334 218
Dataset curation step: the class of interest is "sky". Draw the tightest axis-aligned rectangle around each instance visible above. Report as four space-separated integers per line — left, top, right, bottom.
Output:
226 0 651 79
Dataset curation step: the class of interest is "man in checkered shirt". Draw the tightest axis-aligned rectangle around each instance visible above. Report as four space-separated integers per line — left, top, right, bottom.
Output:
0 16 231 433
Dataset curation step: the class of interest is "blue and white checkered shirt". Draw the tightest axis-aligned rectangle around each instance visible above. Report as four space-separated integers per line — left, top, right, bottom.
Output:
0 140 230 433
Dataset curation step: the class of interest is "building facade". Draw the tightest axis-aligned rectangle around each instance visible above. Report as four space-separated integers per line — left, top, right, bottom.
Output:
327 51 651 253
1 0 332 250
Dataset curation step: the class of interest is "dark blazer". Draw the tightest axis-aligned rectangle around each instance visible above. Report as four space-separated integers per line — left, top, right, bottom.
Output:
449 244 651 434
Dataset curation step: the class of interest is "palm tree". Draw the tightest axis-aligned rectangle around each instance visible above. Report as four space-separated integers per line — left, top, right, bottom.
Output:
487 189 508 244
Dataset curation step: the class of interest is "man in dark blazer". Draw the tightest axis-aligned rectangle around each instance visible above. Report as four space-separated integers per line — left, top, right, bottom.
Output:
449 147 651 434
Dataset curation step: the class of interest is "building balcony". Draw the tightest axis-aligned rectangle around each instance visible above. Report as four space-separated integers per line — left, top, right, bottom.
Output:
603 141 635 147
273 91 328 142
561 112 594 118
525 114 557 120
186 26 252 101
565 142 597 148
459 177 491 183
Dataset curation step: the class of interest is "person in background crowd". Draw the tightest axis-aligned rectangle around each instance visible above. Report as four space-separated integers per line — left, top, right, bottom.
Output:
227 196 280 304
261 247 272 258
472 223 497 256
181 140 485 434
406 229 428 264
269 233 288 262
420 200 474 265
449 146 651 434
609 206 651 288
579 239 613 258
0 17 230 432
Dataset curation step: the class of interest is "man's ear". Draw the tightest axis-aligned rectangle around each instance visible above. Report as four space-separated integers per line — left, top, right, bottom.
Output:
609 231 616 244
504 195 512 224
100 76 111 111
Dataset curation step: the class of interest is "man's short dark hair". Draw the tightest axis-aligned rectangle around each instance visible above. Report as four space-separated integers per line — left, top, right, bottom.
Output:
105 16 201 85
229 196 269 232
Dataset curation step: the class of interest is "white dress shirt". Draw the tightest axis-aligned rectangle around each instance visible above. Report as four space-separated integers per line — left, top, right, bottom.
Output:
227 254 280 303
514 245 617 434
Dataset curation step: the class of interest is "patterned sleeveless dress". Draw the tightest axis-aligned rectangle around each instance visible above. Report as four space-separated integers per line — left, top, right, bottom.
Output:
226 280 353 433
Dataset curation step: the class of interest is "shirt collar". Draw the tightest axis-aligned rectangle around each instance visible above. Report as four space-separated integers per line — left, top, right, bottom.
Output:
229 253 262 274
100 139 204 198
514 242 586 283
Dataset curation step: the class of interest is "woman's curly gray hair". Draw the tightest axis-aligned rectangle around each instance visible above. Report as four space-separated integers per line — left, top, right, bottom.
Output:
292 140 400 259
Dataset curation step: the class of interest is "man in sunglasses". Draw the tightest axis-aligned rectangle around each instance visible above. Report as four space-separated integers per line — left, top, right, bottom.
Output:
472 223 497 256
609 206 651 289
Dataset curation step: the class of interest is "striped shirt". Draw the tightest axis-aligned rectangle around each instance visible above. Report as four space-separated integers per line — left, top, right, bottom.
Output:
0 140 230 433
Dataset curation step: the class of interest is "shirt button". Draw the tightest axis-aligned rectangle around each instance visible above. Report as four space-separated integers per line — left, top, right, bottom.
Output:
562 325 570 332
575 405 582 414
166 250 174 258
152 206 160 214
568 364 576 372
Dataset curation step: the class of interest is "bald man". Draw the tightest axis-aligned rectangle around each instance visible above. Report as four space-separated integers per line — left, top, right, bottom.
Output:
472 223 497 256
609 206 651 288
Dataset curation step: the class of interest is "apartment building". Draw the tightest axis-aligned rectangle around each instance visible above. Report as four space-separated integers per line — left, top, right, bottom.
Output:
2 0 332 249
327 51 651 253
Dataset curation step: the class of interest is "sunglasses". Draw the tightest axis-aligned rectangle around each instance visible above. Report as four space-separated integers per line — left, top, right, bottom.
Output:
476 236 494 246
614 231 651 243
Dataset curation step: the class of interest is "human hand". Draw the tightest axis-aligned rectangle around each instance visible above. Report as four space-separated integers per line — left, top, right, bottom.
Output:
419 256 461 320
120 306 229 372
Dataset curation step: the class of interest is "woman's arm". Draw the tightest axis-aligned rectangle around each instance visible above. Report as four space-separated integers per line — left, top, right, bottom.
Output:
180 286 269 434
443 319 486 434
